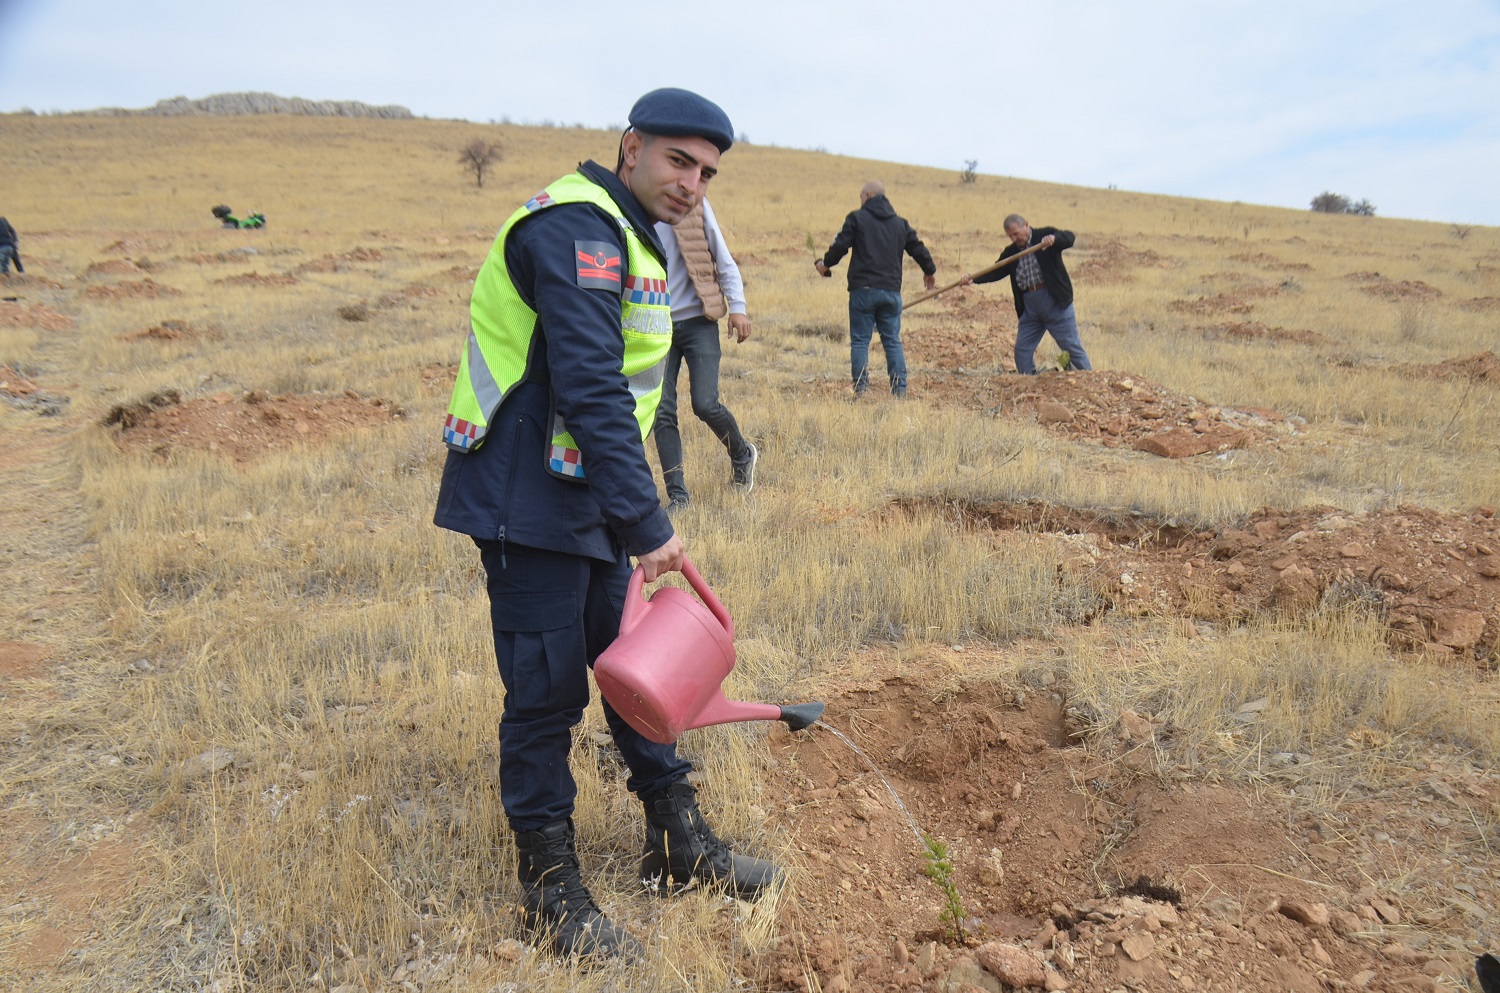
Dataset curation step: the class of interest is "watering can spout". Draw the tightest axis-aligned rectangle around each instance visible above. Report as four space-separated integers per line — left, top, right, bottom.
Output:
778 702 825 732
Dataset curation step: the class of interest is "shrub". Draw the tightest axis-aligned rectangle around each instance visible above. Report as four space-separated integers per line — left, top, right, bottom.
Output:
1311 192 1375 216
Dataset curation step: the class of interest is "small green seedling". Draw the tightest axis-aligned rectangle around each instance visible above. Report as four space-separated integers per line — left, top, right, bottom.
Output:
921 834 968 942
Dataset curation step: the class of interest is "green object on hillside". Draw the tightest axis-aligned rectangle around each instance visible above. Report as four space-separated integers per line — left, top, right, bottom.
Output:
210 204 266 229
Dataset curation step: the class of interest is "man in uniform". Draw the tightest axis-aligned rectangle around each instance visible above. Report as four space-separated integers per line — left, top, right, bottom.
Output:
434 88 778 961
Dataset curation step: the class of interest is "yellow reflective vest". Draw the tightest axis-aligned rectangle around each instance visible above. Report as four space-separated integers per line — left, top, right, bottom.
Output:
442 173 673 480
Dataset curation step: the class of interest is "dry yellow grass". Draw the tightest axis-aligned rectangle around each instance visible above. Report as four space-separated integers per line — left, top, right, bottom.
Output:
1 113 1498 991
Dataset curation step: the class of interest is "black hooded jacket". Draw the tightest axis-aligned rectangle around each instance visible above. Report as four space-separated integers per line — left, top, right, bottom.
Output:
820 194 935 292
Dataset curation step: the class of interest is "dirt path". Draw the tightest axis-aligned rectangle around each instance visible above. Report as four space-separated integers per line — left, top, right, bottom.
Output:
0 319 153 984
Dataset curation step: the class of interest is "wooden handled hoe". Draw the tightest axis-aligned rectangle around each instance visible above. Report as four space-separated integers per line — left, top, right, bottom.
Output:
901 241 1047 311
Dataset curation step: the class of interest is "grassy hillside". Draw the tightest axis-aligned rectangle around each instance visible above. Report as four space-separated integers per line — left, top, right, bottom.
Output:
1 113 1497 992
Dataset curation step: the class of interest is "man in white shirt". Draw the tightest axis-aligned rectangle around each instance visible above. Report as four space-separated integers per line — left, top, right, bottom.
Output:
653 198 757 511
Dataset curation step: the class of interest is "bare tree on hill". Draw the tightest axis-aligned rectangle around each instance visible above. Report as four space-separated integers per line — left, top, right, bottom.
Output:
459 139 504 189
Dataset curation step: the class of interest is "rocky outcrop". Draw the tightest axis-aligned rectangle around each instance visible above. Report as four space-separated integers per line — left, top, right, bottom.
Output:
78 92 413 119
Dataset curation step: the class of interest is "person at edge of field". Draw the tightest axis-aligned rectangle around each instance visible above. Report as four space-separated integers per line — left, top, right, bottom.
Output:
653 196 757 514
814 180 937 397
0 217 23 274
960 214 1092 374
432 88 779 962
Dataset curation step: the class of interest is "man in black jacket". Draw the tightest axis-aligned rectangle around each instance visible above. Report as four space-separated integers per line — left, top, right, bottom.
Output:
0 217 22 275
815 181 937 396
963 214 1092 374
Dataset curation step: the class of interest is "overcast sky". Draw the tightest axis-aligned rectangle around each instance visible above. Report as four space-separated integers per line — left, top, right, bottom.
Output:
3 0 1497 226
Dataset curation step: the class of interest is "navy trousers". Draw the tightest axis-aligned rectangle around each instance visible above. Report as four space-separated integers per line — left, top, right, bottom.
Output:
474 538 691 830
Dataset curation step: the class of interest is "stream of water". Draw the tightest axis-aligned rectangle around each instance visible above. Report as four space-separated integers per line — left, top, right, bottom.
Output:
811 719 926 850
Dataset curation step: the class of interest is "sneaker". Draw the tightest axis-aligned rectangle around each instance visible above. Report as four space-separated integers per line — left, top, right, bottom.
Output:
665 495 690 515
730 444 758 493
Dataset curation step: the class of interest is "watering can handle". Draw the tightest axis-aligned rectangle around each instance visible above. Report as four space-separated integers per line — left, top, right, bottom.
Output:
679 557 735 641
619 556 735 641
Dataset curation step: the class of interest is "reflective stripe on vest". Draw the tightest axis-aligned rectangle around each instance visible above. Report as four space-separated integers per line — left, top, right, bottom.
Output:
442 173 673 481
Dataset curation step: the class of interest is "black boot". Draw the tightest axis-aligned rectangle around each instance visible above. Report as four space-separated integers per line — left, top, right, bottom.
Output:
514 820 642 960
640 781 781 899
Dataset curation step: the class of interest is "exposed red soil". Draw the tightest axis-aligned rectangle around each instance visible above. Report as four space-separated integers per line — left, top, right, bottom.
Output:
102 389 408 462
181 249 263 265
1 364 41 398
214 271 300 288
1346 272 1443 302
82 258 153 278
0 300 75 331
101 237 172 255
924 498 1500 658
1397 351 1500 385
902 367 1292 458
439 264 481 282
0 640 49 681
1229 251 1313 272
82 278 181 300
118 319 205 342
421 362 460 390
747 655 1494 992
1070 239 1177 283
295 247 385 273
1167 283 1285 317
1202 320 1326 345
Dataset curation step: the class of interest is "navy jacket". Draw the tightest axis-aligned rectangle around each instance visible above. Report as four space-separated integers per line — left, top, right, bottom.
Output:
433 162 674 562
820 194 935 292
976 226 1075 318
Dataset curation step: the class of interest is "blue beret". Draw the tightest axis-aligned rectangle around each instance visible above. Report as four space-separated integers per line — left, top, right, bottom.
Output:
628 88 734 153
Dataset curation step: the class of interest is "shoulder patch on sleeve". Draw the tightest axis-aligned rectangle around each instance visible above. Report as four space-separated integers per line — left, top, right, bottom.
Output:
574 240 622 291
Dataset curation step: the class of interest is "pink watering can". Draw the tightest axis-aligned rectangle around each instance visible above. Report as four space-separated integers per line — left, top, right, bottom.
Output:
594 557 824 745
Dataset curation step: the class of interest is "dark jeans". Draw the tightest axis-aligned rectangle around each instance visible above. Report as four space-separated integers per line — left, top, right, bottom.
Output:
1016 288 1092 374
849 287 906 393
0 245 17 274
474 538 691 831
653 315 750 503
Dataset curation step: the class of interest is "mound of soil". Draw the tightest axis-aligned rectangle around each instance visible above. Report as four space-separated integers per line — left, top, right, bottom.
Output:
1203 321 1326 345
1397 351 1500 385
1 364 41 398
103 389 407 462
1167 283 1284 317
913 369 1292 458
82 278 180 300
181 248 262 266
0 363 70 415
379 283 443 306
1346 272 1442 302
750 658 1493 992
1070 239 1176 284
1458 297 1500 312
101 237 172 255
438 264 480 282
946 499 1500 657
294 247 385 274
119 319 204 342
1229 251 1313 272
82 259 153 278
0 300 74 331
420 363 459 390
214 271 299 288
